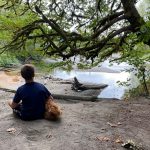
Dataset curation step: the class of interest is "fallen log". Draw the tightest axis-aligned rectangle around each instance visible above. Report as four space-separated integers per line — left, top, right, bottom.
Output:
71 77 108 91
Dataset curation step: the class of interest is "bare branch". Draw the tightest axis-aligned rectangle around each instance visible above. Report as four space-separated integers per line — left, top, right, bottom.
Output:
94 11 124 31
110 0 116 12
93 14 127 38
76 25 133 53
35 6 68 42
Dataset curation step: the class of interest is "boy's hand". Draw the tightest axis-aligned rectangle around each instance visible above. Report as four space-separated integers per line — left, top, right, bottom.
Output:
8 101 19 109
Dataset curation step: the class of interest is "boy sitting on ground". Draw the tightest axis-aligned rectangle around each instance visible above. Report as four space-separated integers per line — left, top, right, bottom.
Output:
8 64 53 121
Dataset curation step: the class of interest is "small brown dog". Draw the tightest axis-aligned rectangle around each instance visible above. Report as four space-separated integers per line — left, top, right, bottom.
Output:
44 98 62 120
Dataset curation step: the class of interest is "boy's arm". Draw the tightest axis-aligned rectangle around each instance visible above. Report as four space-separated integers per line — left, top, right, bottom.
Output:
8 101 19 109
46 95 54 101
49 95 54 100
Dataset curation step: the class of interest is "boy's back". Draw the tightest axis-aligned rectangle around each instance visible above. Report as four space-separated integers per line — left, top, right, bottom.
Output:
14 82 51 120
8 64 52 121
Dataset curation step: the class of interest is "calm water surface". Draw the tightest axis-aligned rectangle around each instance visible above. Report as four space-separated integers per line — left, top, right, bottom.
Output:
51 60 139 99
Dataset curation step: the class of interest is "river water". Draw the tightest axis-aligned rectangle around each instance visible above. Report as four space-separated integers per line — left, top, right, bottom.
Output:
50 59 139 99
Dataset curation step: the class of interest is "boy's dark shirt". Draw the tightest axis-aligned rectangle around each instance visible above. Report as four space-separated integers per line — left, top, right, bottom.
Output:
13 82 51 120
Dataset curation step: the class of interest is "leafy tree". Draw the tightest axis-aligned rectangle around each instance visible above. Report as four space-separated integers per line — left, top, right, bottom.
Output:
115 42 150 96
0 0 149 62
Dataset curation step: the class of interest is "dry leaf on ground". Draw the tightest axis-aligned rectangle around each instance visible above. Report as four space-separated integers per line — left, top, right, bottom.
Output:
6 128 16 134
107 122 117 127
96 136 110 142
115 138 123 144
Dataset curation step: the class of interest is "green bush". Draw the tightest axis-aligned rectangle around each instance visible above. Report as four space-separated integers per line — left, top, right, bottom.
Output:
0 53 20 68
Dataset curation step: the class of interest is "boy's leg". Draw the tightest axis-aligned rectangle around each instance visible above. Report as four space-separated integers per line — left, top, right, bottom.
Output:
13 104 22 119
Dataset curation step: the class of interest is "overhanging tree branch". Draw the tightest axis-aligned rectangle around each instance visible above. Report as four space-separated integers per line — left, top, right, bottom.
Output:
0 0 148 61
94 11 124 31
93 15 127 38
75 25 133 53
35 6 68 41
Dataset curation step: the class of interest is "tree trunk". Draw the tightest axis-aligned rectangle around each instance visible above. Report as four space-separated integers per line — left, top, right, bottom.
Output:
121 0 145 29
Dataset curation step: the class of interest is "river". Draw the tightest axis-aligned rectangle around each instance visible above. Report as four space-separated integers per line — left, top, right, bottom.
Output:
50 59 139 99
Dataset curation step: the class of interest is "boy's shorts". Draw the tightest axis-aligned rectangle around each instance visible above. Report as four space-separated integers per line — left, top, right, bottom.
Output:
13 104 43 121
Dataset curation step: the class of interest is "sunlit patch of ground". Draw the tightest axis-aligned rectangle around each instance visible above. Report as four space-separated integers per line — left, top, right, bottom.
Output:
0 71 23 90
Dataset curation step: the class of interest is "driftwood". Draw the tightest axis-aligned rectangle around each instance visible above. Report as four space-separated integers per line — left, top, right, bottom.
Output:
71 77 108 91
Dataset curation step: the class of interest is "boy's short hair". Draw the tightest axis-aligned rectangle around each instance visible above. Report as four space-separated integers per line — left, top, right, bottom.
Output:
21 64 35 80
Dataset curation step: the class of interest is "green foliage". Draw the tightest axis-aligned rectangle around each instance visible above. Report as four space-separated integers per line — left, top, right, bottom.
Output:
117 78 131 87
139 21 150 43
33 60 74 73
125 79 150 98
77 62 92 70
0 2 38 48
15 49 43 63
14 41 44 63
114 41 150 96
0 53 20 67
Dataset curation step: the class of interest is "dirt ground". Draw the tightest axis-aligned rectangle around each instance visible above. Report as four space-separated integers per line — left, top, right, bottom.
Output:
0 90 150 150
0 70 150 150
